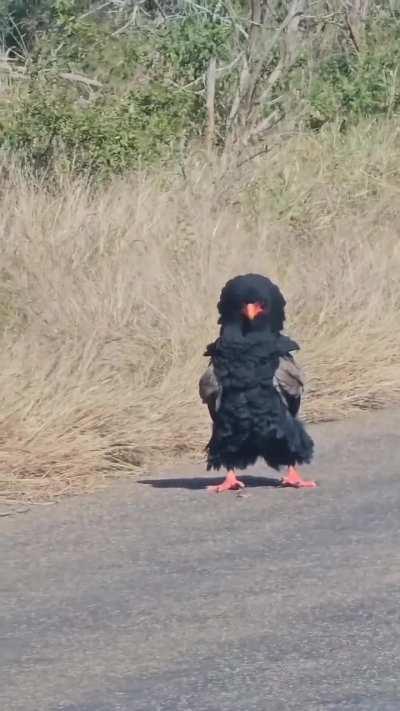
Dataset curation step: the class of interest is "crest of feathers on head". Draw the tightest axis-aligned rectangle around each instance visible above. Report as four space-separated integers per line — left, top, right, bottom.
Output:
217 273 286 333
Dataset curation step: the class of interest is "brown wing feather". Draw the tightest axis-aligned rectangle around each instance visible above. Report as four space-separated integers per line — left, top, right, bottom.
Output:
200 356 303 420
274 354 304 416
199 364 222 422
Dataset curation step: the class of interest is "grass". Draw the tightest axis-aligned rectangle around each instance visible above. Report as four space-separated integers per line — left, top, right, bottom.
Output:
1 120 400 502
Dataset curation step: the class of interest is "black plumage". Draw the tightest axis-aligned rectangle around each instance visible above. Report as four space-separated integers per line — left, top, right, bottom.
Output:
199 274 314 473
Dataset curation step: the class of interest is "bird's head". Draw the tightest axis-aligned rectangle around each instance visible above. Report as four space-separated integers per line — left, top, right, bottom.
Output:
217 273 286 334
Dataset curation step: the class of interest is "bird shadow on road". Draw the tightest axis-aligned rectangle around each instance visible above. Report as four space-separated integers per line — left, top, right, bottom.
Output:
138 474 282 490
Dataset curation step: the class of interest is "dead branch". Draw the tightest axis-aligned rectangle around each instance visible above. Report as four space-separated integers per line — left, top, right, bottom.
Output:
226 54 250 132
236 143 270 168
244 10 294 118
79 1 115 19
224 0 249 41
343 0 369 50
285 0 308 65
344 9 360 52
225 0 309 146
244 107 283 144
58 72 103 88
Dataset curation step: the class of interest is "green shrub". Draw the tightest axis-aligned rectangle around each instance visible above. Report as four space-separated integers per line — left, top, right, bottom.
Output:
3 1 400 177
156 16 232 81
308 20 400 126
0 2 236 175
2 79 199 176
0 0 60 50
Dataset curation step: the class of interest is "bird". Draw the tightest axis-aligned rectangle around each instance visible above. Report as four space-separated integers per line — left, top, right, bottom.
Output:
199 273 316 492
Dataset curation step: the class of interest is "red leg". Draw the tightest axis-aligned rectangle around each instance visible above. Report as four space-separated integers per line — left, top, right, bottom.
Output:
208 470 245 493
281 466 317 489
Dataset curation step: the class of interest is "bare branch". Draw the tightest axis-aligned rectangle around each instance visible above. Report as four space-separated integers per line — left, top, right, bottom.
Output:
343 0 369 50
226 54 250 132
256 58 284 108
224 0 249 41
79 1 115 19
344 9 360 52
58 72 103 88
246 107 282 142
285 0 308 65
112 4 140 34
236 143 270 168
225 0 310 146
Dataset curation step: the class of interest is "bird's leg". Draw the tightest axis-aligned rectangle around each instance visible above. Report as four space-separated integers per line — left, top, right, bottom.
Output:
207 470 245 493
281 466 317 489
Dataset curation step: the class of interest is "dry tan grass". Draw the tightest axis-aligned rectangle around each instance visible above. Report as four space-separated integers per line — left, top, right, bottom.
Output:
1 120 400 501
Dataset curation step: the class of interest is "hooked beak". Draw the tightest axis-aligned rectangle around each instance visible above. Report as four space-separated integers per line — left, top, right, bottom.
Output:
241 302 265 320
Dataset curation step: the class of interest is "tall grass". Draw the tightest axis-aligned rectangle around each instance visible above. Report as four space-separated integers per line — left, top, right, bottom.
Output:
1 121 400 501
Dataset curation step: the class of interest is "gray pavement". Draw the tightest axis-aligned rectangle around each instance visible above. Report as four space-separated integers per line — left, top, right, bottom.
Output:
1 410 400 711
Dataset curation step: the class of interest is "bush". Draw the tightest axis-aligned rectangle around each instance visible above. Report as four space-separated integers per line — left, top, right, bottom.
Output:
3 80 199 175
308 19 400 126
2 2 400 176
0 0 59 51
0 3 235 175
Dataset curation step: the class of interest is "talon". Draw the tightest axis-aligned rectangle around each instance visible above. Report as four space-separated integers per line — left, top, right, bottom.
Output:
281 466 317 489
208 470 245 493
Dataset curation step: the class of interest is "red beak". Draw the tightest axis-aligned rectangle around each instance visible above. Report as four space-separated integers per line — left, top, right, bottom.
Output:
242 302 265 320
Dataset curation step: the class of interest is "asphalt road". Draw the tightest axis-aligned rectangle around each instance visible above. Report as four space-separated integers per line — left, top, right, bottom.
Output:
1 410 400 711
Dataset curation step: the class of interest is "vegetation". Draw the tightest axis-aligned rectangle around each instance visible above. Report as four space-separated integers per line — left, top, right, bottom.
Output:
1 1 400 175
2 122 400 501
1 2 400 501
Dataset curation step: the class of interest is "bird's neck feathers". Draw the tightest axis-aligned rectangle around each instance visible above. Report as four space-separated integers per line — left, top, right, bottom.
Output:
204 321 299 358
220 319 276 344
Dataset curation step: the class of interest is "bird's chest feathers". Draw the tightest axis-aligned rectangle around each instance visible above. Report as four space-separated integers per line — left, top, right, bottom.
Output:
213 346 279 390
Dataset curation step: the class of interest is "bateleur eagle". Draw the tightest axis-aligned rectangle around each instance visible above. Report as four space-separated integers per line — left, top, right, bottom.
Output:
199 274 316 492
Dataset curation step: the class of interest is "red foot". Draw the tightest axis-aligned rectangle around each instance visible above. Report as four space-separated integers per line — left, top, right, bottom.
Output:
208 470 245 493
281 466 317 489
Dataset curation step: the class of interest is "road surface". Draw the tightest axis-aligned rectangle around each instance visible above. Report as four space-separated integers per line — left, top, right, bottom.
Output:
1 411 400 711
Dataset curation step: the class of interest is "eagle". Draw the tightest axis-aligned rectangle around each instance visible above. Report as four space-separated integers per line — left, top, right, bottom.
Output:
199 274 316 492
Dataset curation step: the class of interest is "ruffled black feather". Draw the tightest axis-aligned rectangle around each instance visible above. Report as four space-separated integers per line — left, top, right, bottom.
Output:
204 274 314 471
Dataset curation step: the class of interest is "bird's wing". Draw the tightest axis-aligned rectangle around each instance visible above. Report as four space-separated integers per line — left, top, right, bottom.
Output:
274 354 304 417
199 363 222 421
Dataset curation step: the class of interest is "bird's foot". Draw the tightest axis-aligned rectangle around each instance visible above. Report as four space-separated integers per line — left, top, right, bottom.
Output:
208 470 245 493
281 466 317 489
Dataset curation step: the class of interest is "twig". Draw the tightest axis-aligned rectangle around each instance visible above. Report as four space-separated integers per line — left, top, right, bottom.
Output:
6 15 29 57
216 53 243 77
79 1 114 19
227 1 299 135
112 19 132 35
285 0 308 64
246 107 282 141
224 0 249 41
166 54 243 94
344 9 360 53
256 58 284 108
245 5 298 109
112 8 137 35
58 72 103 88
226 54 249 132
236 143 270 168
152 0 168 20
